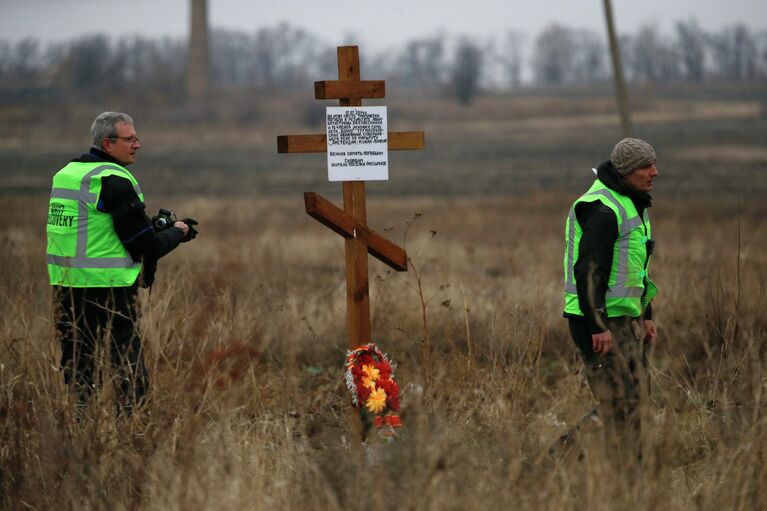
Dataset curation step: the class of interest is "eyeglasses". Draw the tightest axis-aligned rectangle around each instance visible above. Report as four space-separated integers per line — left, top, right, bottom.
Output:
110 136 140 144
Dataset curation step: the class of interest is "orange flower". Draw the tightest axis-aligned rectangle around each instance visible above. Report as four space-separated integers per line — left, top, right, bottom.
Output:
365 387 388 414
362 364 380 380
361 364 380 389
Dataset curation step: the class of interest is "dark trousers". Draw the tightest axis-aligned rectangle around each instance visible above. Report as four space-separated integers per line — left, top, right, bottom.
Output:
567 316 649 470
53 284 148 413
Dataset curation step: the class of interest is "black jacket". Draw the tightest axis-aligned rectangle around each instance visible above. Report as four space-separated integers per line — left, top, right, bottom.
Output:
566 160 653 334
71 148 185 287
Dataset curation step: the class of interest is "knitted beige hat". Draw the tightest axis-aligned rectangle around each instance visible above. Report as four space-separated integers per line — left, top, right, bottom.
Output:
611 138 657 176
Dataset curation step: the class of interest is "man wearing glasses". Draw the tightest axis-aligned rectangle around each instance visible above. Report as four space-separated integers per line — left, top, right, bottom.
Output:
46 111 198 414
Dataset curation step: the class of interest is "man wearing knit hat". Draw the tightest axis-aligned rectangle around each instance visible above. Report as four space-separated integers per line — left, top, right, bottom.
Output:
559 137 659 475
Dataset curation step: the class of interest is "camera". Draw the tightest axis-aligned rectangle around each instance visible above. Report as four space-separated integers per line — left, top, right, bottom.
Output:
152 208 177 231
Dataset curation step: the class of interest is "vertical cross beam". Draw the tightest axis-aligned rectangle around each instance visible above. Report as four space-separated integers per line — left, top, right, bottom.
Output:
337 47 372 349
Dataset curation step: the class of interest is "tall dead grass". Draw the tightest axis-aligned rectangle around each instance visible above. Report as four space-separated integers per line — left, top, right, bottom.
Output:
1 192 765 510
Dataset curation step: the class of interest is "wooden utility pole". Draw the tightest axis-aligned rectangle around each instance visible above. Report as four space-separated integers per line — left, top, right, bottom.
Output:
186 0 210 103
278 47 424 439
603 0 633 137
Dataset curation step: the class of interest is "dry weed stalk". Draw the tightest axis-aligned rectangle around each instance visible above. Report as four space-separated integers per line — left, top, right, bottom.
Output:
402 212 440 391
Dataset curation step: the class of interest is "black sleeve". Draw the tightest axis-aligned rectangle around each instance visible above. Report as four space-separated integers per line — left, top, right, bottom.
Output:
99 175 185 261
573 202 618 334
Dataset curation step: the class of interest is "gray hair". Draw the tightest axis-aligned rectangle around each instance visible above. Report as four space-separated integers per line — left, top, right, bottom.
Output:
90 111 134 148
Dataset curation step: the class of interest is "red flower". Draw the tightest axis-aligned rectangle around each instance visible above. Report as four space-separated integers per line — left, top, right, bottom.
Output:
377 363 392 381
358 385 371 402
378 379 400 411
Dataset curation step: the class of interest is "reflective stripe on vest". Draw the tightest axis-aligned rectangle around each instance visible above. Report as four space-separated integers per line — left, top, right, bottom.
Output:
47 163 143 286
564 188 647 299
563 180 652 317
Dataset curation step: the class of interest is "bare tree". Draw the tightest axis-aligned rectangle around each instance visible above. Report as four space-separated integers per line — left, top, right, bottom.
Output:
208 23 332 90
627 25 659 81
500 30 525 88
676 19 706 81
532 24 606 86
450 37 483 105
572 30 608 84
117 36 185 100
759 31 767 79
709 24 758 81
396 34 446 89
2 38 44 82
54 35 118 95
0 38 51 99
626 25 680 83
210 29 255 86
532 24 574 86
250 23 329 89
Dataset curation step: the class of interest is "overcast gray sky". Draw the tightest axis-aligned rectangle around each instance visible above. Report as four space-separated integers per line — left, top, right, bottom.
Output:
1 0 765 49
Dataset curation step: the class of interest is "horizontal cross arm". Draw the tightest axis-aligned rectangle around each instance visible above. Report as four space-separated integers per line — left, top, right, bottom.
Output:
304 192 407 271
389 131 425 151
277 134 325 154
277 131 426 154
315 80 385 100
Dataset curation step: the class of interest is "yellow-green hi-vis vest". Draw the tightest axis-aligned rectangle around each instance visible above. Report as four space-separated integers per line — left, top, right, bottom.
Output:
47 162 143 287
563 179 658 318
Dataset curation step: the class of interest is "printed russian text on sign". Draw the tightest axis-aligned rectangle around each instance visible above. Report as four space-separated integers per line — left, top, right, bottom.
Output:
326 107 388 182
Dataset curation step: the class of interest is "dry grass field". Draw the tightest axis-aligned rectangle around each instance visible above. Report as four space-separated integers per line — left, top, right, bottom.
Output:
1 84 766 509
1 192 766 510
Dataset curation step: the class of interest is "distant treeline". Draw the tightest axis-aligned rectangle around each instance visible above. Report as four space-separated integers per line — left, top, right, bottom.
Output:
1 20 765 105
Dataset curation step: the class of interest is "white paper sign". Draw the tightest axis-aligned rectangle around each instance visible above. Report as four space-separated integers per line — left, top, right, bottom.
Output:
326 106 388 181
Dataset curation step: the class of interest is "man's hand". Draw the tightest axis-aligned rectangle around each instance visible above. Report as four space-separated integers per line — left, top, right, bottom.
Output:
173 221 189 236
643 319 657 344
179 218 198 242
592 330 612 355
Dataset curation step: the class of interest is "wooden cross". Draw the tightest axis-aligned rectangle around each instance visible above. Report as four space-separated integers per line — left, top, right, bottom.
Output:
277 46 424 351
